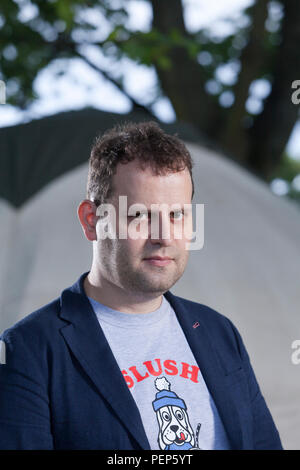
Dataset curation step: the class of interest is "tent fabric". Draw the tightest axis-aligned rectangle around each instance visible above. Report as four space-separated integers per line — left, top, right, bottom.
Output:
0 109 299 449
0 108 203 208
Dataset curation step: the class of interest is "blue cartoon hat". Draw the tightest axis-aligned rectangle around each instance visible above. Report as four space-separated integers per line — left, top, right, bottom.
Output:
152 377 186 412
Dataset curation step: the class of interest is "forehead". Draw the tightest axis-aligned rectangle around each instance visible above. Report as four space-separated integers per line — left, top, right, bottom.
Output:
112 159 192 204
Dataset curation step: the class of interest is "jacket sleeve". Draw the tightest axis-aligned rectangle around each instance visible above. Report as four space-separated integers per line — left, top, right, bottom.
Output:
226 318 283 450
0 326 54 449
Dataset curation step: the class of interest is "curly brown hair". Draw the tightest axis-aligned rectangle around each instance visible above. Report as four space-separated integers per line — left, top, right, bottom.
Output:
86 121 194 206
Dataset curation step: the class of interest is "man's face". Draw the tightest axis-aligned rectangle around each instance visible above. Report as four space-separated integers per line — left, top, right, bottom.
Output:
93 159 193 297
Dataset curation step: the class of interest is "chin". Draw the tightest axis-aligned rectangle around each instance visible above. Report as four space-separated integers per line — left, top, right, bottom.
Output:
141 279 176 293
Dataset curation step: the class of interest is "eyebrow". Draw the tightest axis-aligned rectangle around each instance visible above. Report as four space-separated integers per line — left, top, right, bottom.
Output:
129 206 192 214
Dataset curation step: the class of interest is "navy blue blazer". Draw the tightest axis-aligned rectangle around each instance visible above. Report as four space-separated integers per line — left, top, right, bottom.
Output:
0 272 283 450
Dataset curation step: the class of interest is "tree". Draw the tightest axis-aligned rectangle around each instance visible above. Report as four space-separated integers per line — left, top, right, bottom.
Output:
0 0 299 183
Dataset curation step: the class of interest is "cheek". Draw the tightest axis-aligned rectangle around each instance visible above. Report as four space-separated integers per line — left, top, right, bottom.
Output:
174 238 190 257
95 239 115 261
172 217 193 243
119 239 144 262
182 217 193 240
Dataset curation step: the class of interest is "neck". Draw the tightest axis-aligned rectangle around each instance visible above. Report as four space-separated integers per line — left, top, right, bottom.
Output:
83 270 163 314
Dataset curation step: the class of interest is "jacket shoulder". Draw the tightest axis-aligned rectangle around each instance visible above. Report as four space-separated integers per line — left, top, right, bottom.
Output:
0 296 62 345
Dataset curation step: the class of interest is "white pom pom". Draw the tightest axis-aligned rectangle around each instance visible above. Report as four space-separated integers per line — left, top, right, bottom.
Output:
155 376 170 391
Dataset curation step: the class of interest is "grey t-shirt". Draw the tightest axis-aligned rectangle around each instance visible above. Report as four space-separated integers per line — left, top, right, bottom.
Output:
87 294 231 450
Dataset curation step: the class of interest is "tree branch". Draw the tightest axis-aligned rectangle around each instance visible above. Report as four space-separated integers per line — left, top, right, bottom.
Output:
46 32 156 119
73 48 156 118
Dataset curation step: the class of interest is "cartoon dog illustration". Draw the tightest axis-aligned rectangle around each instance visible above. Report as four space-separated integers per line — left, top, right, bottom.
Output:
152 377 201 450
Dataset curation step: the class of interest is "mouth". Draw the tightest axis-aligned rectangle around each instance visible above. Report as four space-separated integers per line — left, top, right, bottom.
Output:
143 256 173 267
174 432 186 444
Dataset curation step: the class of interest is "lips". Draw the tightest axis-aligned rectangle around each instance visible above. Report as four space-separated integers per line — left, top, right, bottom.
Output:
144 257 173 266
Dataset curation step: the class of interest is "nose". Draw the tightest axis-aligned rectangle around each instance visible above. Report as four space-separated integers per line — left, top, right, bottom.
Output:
149 211 172 247
170 425 179 432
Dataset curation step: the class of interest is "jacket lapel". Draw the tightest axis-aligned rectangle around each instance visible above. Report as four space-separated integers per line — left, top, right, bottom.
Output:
59 272 151 450
164 290 245 450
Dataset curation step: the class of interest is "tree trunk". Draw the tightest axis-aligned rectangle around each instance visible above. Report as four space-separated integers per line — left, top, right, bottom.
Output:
247 0 300 180
220 0 269 163
150 0 220 134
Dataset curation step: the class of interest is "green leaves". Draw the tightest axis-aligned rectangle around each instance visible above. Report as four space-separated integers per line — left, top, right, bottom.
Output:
113 28 202 69
0 0 249 106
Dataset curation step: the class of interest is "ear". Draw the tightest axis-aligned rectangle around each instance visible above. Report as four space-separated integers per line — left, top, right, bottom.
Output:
77 199 98 241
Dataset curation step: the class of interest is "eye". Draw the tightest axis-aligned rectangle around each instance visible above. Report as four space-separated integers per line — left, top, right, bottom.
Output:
170 210 184 220
129 211 148 220
162 411 171 422
175 410 184 420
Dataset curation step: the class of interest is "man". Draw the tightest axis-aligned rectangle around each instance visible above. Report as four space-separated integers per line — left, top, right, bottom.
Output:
0 121 282 450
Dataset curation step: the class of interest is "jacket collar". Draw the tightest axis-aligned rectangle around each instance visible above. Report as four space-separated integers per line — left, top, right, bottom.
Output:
59 271 245 450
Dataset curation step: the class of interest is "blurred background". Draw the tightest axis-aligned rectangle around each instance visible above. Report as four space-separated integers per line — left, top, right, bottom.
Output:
0 0 299 449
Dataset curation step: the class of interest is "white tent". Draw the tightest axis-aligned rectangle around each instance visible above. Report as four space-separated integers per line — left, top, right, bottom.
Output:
0 115 299 449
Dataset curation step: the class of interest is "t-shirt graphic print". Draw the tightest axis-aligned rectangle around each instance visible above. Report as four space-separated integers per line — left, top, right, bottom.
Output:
152 376 201 450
